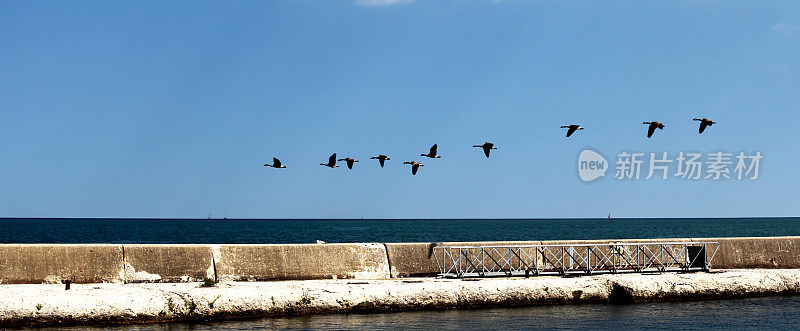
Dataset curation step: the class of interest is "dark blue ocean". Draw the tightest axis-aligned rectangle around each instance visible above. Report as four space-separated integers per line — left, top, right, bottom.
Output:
1 217 798 244
42 296 800 330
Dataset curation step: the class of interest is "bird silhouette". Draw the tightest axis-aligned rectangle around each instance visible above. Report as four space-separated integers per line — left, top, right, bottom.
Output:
403 161 424 175
337 157 359 170
693 118 716 134
421 144 441 158
472 142 497 158
319 153 339 168
560 125 584 137
263 157 287 168
370 155 390 167
643 121 666 138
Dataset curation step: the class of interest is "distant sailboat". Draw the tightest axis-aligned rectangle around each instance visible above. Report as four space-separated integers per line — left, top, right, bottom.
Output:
224 212 227 220
608 210 612 219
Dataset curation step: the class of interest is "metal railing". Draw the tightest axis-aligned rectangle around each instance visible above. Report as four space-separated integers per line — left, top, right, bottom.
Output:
433 242 719 278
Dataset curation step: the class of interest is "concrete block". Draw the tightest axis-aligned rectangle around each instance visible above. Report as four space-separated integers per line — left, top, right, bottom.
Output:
122 245 215 283
0 244 123 284
693 236 800 269
216 243 390 281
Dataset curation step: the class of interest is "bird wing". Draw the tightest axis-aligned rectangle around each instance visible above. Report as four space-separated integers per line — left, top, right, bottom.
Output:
647 124 656 138
430 144 437 155
379 158 385 167
273 158 281 168
412 164 418 175
699 122 707 134
567 127 577 137
329 154 337 165
347 159 354 169
483 145 491 158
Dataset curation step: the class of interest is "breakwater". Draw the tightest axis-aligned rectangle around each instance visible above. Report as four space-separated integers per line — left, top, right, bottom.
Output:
1 237 799 283
2 236 800 327
2 269 800 327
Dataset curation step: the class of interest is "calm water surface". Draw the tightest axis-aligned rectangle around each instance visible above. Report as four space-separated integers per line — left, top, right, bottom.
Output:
29 296 800 330
1 217 798 244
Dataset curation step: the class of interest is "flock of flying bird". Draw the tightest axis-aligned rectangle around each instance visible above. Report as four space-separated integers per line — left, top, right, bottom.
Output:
263 117 717 175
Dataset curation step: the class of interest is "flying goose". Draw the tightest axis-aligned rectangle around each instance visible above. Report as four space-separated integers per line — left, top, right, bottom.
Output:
337 157 359 170
693 118 716 134
263 157 287 168
319 153 339 168
370 154 390 167
421 144 442 158
560 124 584 137
472 142 497 158
643 121 665 138
403 161 424 175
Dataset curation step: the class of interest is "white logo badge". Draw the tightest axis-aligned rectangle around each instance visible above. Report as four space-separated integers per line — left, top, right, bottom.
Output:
578 149 608 182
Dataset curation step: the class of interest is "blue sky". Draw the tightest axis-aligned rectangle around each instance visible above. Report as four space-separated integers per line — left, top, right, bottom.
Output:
1 1 798 219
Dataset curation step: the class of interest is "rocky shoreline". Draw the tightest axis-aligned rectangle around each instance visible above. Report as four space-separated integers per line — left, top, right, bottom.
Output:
2 269 799 327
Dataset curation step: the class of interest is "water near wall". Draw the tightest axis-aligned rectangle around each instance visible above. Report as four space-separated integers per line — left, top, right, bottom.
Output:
54 296 800 331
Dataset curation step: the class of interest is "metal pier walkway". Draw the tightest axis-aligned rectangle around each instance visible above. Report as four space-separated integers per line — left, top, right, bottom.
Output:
434 242 719 278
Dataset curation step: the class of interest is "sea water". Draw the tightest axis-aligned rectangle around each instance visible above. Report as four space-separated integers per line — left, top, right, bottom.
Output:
1 217 798 244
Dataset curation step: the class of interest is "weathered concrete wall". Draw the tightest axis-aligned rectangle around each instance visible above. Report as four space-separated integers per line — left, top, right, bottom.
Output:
692 236 800 269
123 245 215 283
0 243 391 284
215 243 391 281
1 237 800 284
0 245 123 284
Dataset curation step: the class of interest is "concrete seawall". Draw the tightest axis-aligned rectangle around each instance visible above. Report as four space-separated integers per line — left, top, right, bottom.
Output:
0 245 123 284
0 243 391 284
215 243 389 281
1 237 800 284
